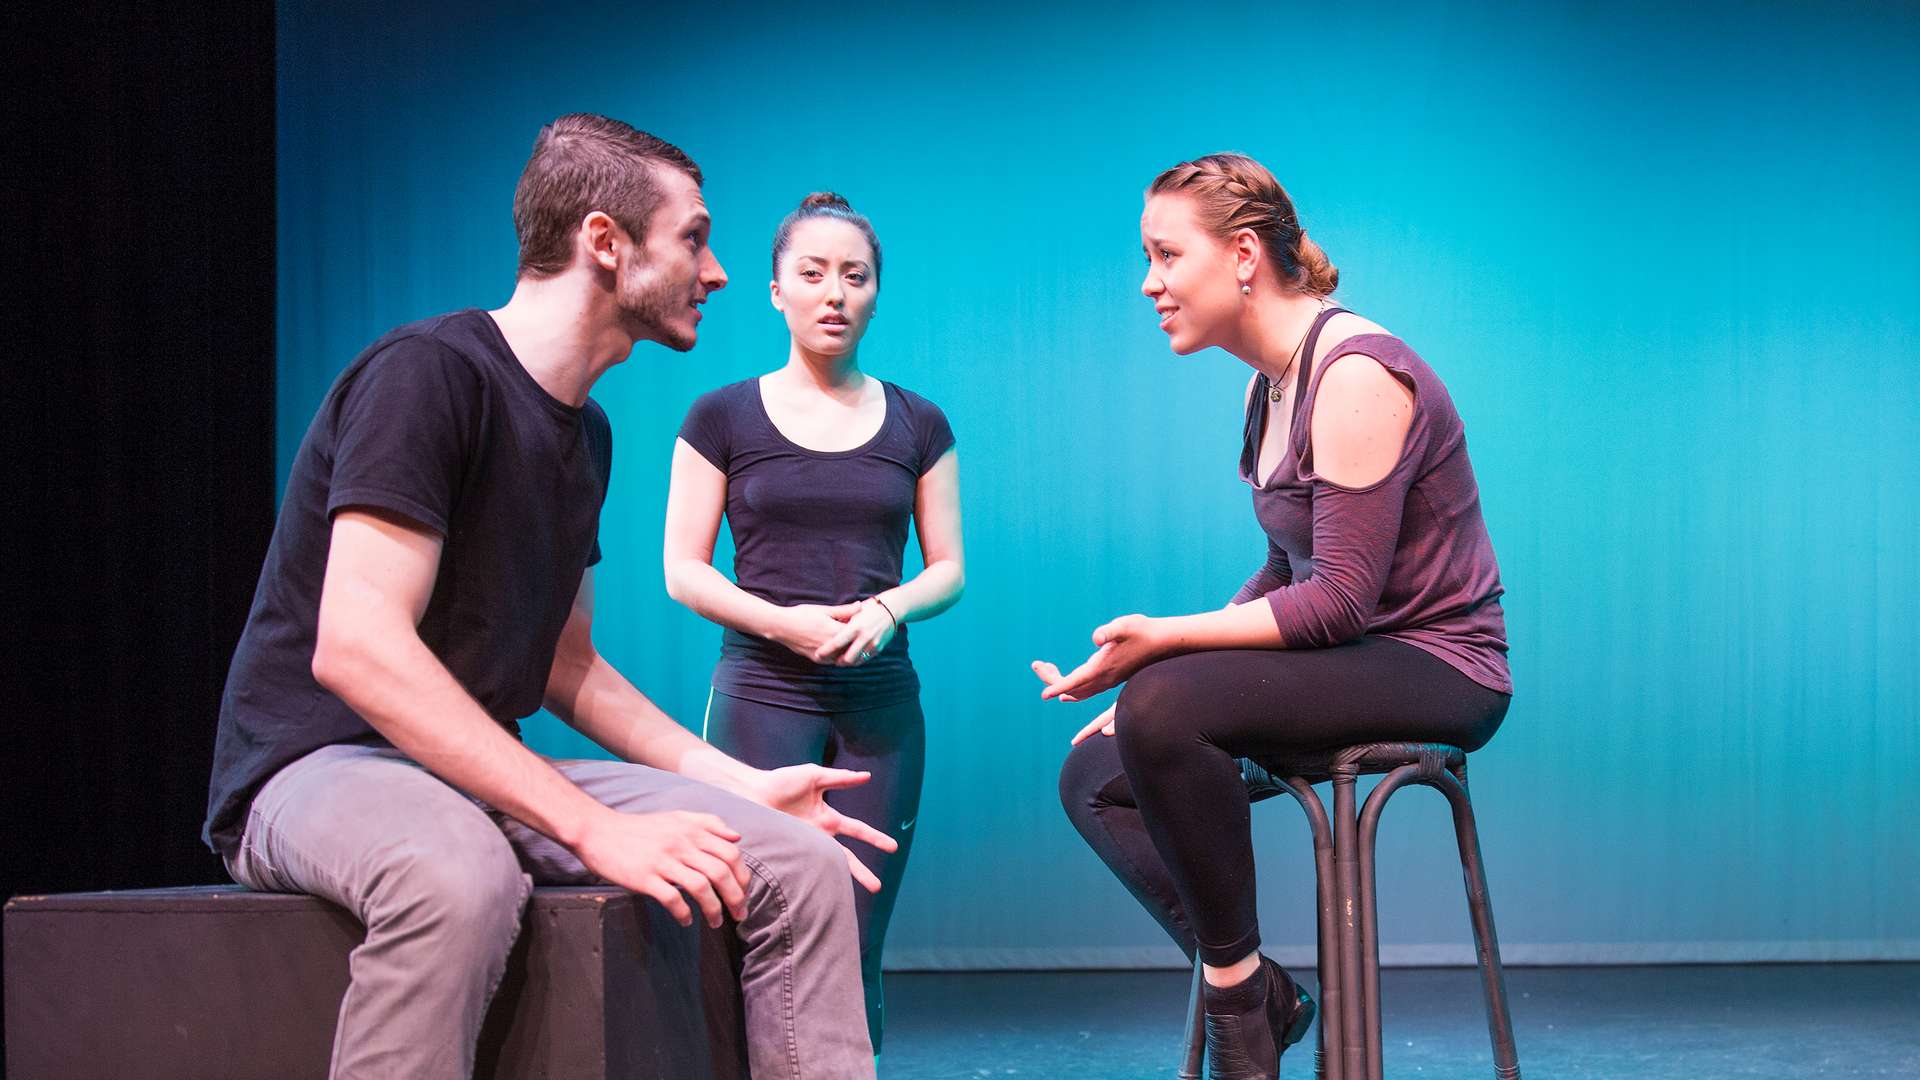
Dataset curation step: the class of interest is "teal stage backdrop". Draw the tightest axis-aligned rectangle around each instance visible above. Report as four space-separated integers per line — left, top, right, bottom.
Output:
277 1 1918 967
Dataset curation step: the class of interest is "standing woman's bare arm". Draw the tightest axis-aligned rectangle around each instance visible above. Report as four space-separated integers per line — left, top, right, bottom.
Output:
894 448 967 618
663 439 775 633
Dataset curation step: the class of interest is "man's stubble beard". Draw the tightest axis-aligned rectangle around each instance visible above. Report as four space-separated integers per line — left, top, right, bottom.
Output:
616 264 696 353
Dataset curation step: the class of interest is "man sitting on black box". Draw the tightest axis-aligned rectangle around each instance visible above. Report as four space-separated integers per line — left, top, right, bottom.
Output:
204 113 888 1080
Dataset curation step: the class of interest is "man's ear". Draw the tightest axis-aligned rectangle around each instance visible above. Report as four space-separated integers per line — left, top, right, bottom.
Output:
580 211 621 273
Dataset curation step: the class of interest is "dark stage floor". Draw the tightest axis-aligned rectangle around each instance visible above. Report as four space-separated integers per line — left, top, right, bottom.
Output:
877 964 1920 1079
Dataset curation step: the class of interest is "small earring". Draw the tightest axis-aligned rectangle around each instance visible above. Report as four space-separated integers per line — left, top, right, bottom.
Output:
1240 282 1252 296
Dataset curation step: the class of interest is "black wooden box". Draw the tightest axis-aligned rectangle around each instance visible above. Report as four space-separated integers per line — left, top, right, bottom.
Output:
4 885 747 1079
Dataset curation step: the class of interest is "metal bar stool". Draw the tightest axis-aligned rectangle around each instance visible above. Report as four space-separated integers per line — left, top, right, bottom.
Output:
1177 742 1520 1080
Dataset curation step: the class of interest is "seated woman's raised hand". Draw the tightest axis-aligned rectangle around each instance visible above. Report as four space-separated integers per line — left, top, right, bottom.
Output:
1031 613 1171 706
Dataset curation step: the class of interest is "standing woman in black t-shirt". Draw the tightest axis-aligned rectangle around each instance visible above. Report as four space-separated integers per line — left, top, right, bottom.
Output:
663 192 964 1050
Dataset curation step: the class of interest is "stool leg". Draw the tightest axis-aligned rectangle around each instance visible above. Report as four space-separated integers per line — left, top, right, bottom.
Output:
1330 769 1366 1080
1357 789 1384 1080
1180 955 1205 1079
1436 769 1520 1080
1282 777 1341 1080
1311 802 1340 1080
1356 767 1421 1080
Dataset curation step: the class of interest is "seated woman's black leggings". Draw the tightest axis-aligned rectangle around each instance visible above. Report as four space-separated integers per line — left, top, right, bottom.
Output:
1058 635 1510 966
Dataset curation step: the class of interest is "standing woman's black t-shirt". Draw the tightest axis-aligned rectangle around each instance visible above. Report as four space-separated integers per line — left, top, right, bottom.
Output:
677 378 955 711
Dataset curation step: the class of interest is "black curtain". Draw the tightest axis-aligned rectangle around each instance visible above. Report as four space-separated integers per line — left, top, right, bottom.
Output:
3 3 277 912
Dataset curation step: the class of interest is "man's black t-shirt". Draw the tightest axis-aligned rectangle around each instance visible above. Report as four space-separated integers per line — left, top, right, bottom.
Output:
204 309 611 858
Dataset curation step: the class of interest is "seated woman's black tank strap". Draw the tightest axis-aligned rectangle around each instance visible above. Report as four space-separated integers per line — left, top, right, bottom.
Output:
1291 306 1348 424
1240 306 1350 480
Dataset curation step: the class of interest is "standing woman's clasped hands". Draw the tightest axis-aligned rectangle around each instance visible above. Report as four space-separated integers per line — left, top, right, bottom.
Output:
815 595 900 666
770 602 864 662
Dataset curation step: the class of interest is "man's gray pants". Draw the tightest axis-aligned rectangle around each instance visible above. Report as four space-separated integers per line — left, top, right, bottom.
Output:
224 744 876 1080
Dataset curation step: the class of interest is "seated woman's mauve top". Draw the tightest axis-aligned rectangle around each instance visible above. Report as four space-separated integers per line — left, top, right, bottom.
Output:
1234 324 1511 695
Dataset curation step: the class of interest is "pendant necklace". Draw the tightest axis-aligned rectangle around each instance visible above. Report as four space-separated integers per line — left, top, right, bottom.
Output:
1268 301 1330 403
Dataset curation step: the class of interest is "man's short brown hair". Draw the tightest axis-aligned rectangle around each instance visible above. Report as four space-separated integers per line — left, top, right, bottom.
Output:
512 114 703 278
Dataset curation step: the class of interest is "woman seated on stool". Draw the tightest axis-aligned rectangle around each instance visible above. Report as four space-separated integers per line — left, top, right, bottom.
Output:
1038 153 1512 1080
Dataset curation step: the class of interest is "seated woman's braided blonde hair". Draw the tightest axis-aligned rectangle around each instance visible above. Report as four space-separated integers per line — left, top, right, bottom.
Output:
1150 154 1339 297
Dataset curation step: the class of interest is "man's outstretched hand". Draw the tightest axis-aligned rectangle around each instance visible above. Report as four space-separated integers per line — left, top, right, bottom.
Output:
742 765 898 893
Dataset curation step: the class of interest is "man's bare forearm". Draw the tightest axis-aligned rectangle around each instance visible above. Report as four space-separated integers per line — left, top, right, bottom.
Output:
544 646 760 794
314 612 609 849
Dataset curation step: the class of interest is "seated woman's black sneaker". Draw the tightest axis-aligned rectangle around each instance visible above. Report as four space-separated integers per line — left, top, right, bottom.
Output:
1202 955 1317 1080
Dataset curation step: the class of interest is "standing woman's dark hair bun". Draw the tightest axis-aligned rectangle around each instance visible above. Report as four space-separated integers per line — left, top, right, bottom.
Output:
772 191 883 283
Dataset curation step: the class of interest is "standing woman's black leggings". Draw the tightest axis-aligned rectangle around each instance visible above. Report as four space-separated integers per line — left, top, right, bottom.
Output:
1058 635 1509 966
705 690 925 1051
